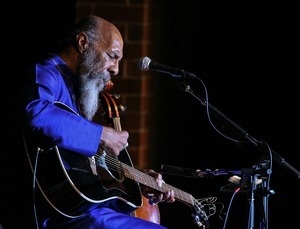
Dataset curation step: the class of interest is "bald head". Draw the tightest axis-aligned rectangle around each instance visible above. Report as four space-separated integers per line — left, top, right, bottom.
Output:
93 16 124 56
96 16 123 44
72 15 123 49
58 15 123 54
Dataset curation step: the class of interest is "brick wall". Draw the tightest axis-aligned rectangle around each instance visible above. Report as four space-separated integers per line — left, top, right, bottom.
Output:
76 0 161 168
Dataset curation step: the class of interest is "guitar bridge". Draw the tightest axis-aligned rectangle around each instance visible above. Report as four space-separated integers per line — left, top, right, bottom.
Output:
88 156 97 175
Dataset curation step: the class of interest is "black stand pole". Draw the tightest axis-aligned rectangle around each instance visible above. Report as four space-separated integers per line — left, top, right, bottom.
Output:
176 79 300 179
247 173 257 229
175 78 300 229
242 163 273 229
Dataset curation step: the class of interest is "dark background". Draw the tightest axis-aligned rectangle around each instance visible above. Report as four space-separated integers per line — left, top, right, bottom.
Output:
2 1 299 229
154 2 300 229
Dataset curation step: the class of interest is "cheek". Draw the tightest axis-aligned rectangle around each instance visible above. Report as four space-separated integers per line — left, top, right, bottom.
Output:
98 51 115 68
94 55 110 72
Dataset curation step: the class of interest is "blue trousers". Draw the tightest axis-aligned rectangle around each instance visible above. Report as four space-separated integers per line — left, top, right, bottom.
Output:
42 207 167 229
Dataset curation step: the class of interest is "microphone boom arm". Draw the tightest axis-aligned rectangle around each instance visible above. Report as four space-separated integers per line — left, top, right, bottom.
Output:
177 80 300 180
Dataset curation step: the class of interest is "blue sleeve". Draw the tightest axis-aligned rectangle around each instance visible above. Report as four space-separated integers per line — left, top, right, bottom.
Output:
23 61 103 157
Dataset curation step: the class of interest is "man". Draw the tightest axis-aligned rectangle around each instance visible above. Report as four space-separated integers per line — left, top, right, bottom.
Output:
20 14 175 229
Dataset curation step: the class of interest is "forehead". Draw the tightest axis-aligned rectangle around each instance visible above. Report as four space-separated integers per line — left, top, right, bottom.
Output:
98 30 123 57
111 39 123 57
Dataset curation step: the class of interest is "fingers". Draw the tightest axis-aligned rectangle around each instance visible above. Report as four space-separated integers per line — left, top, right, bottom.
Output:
148 190 175 205
142 169 175 205
100 126 129 156
146 169 163 187
164 190 175 203
148 194 163 206
156 177 163 187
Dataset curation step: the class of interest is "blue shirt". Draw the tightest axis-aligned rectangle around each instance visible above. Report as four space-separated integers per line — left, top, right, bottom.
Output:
23 54 102 157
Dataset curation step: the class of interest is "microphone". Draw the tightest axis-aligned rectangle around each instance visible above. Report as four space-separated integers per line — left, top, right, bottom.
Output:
137 56 196 78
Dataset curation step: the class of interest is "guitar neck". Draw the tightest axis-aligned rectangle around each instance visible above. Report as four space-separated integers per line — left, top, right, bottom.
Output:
99 99 195 207
122 163 194 207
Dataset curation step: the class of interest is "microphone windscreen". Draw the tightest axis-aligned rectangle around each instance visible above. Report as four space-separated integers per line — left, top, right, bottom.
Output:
137 56 151 71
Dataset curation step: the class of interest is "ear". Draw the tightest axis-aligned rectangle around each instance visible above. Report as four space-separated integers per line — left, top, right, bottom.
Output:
76 32 89 54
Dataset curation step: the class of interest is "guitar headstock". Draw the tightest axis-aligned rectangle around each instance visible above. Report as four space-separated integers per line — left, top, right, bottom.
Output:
191 197 218 228
94 89 126 127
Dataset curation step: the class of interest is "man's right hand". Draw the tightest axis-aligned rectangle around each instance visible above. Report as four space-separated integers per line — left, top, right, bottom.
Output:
100 126 129 156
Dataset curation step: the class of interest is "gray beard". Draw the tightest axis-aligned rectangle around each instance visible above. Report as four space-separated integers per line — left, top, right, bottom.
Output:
77 46 111 120
79 77 105 121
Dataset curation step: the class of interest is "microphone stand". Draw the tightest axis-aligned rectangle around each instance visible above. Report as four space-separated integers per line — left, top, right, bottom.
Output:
175 79 300 229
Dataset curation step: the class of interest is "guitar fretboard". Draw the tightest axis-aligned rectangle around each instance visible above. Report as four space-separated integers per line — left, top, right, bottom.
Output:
118 159 195 206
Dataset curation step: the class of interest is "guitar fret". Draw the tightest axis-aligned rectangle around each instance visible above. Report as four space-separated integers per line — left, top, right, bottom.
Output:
122 163 194 206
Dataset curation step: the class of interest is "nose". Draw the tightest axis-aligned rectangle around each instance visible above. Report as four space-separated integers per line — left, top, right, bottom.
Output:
107 62 119 76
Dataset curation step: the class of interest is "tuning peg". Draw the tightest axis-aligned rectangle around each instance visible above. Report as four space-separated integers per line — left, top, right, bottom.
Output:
112 93 121 99
119 104 127 112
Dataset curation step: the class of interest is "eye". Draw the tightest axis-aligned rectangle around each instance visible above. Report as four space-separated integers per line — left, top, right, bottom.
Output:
106 52 116 59
106 51 122 62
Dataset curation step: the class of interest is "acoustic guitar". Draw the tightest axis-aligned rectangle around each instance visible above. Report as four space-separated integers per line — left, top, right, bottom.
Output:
23 93 212 228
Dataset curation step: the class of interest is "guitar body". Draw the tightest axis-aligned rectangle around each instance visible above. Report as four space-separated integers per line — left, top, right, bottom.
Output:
24 128 211 228
24 130 142 217
23 96 211 228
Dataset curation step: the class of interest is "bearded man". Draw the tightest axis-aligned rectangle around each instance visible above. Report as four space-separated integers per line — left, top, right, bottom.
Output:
20 15 175 229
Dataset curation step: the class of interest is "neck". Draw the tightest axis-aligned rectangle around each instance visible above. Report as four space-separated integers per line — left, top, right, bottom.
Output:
59 46 82 75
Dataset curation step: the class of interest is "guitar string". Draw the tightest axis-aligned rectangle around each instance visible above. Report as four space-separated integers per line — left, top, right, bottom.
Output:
93 153 197 205
92 153 216 221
